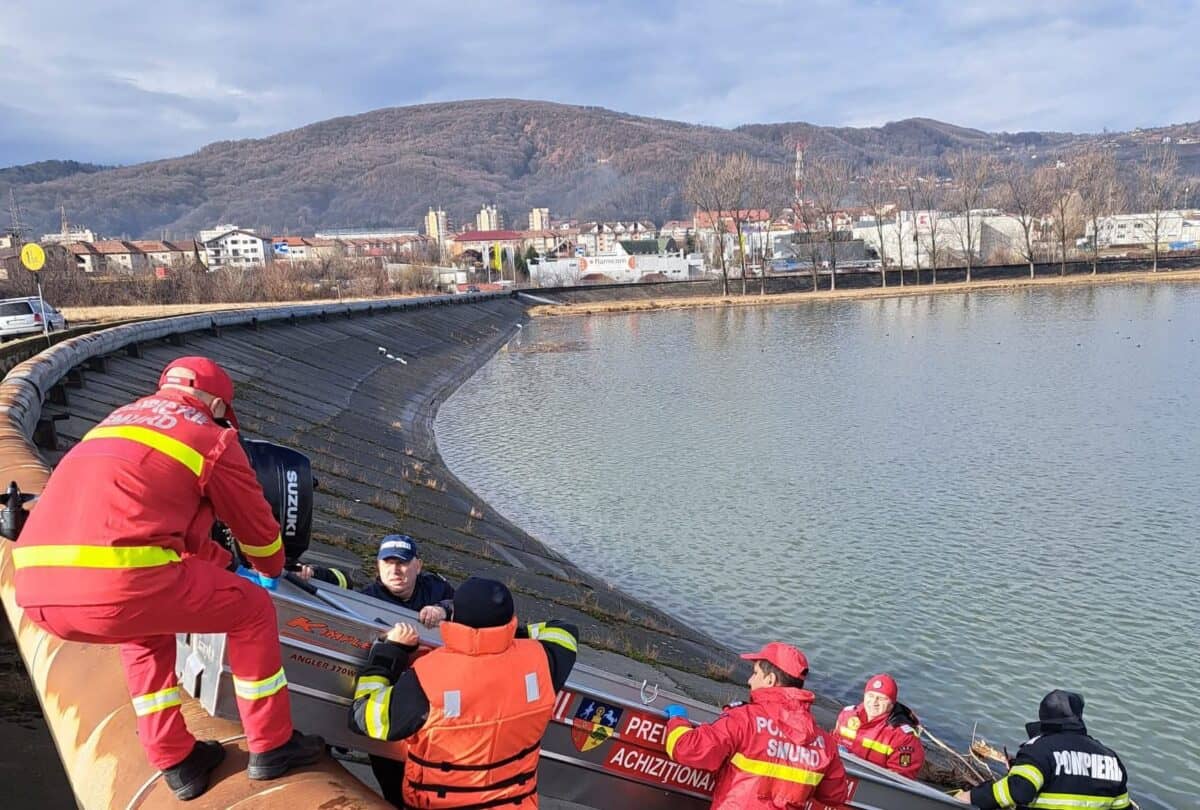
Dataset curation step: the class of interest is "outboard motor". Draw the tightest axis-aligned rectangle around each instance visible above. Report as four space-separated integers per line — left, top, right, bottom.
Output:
241 439 316 565
0 481 36 541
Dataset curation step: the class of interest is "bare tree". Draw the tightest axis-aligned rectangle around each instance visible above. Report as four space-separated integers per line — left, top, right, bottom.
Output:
1001 162 1054 278
896 166 921 284
790 200 827 292
744 157 788 295
1137 144 1181 272
807 158 853 291
947 151 996 282
860 163 894 288
916 175 944 284
685 153 736 295
1049 163 1079 275
718 153 785 295
1075 147 1123 275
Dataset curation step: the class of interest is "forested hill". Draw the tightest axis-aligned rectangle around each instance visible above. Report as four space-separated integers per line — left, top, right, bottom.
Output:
3 99 1197 238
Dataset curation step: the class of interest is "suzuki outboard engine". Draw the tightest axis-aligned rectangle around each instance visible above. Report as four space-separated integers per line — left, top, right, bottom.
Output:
241 439 316 565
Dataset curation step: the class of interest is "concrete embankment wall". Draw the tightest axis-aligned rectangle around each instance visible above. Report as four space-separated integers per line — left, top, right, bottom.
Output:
534 254 1200 304
0 293 750 807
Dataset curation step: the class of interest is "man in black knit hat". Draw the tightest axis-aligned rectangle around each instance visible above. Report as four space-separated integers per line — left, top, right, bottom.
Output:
350 577 578 808
955 690 1131 809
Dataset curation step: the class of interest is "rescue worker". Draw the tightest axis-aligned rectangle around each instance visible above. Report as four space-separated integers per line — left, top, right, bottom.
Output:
13 357 324 800
350 577 578 808
835 673 925 778
954 690 1131 809
663 642 850 809
301 534 456 805
299 534 453 628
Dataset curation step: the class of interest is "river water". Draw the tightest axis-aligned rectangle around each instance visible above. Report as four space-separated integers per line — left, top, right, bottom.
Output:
436 283 1199 809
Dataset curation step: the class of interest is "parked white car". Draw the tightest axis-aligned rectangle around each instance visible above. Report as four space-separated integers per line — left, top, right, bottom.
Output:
0 297 67 340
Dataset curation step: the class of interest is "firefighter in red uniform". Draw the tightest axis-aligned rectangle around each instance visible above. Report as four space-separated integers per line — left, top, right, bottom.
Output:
835 673 925 778
350 577 578 808
663 642 850 809
13 357 324 801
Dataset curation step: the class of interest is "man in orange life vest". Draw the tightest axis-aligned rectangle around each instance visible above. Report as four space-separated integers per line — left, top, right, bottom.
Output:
835 673 925 778
663 642 850 809
350 577 578 808
13 356 323 801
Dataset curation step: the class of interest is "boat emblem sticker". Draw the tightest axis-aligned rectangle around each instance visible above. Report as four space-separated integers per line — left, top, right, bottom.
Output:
572 699 623 752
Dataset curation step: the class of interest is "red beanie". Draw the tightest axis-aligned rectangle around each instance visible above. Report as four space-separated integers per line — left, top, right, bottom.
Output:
865 673 898 701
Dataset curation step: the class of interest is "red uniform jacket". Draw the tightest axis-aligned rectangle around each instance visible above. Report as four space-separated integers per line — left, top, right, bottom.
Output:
834 703 924 779
15 388 282 607
666 687 850 809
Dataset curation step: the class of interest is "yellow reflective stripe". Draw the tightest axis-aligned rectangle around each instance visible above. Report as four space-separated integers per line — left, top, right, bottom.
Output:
665 725 691 758
1111 794 1131 809
365 686 393 740
12 544 181 569
85 425 204 476
355 675 390 701
527 623 578 652
838 725 857 740
1010 763 1045 791
132 686 182 717
233 668 287 701
730 753 824 786
238 534 282 559
860 737 894 756
331 568 349 589
1030 794 1126 809
993 776 1015 807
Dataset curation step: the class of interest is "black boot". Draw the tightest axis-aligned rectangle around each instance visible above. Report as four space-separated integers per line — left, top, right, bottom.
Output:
163 740 226 801
247 731 325 780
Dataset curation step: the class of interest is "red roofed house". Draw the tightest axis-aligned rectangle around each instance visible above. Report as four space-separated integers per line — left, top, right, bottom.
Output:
66 242 103 273
448 230 526 261
693 209 772 234
91 240 146 273
129 240 203 272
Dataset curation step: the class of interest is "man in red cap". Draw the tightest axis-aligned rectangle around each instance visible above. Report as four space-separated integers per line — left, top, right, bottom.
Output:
14 356 323 800
834 673 924 778
663 641 849 809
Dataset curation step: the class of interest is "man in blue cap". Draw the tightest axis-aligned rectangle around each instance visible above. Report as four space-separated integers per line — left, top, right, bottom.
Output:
302 534 455 805
299 534 454 628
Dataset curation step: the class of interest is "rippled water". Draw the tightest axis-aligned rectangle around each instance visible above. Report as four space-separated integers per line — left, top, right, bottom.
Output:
436 284 1200 809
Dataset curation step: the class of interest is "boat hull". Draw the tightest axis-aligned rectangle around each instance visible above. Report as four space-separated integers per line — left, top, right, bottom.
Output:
176 577 957 810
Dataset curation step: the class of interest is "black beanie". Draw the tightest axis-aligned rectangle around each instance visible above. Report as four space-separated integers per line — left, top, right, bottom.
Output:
452 577 515 629
1026 690 1086 737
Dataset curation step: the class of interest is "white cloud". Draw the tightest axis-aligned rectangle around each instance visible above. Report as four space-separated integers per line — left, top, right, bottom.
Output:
0 0 1196 164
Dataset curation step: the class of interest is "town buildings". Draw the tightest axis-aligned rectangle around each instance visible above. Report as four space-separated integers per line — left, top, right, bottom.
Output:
424 208 451 244
528 207 551 231
475 205 502 231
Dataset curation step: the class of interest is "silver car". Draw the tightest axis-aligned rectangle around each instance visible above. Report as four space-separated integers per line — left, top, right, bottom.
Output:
0 297 67 340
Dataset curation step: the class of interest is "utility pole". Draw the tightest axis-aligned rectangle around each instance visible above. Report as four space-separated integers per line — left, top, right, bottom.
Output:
8 189 27 241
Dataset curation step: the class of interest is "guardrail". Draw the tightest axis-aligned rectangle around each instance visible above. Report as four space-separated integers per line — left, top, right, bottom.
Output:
0 291 504 809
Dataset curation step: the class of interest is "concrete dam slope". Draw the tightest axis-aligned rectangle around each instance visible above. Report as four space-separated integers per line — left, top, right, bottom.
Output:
34 298 747 707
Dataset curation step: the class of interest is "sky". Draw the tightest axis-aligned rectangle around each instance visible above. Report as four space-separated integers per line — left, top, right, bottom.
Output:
1 0 1197 167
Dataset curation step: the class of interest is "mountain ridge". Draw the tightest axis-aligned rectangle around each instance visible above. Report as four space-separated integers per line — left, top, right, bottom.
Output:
3 99 1197 239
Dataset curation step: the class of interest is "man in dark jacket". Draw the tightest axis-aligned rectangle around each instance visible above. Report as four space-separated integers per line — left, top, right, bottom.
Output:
300 534 454 628
955 690 1130 809
300 534 454 804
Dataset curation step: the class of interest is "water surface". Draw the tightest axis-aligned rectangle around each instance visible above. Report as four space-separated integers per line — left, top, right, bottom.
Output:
437 284 1199 809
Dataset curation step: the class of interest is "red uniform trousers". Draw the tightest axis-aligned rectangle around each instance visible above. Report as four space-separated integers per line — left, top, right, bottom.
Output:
25 557 292 770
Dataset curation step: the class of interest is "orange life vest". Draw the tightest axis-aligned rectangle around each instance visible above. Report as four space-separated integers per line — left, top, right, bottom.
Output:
403 616 556 809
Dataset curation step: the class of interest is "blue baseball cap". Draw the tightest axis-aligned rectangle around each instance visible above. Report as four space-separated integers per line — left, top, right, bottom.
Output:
377 534 418 562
